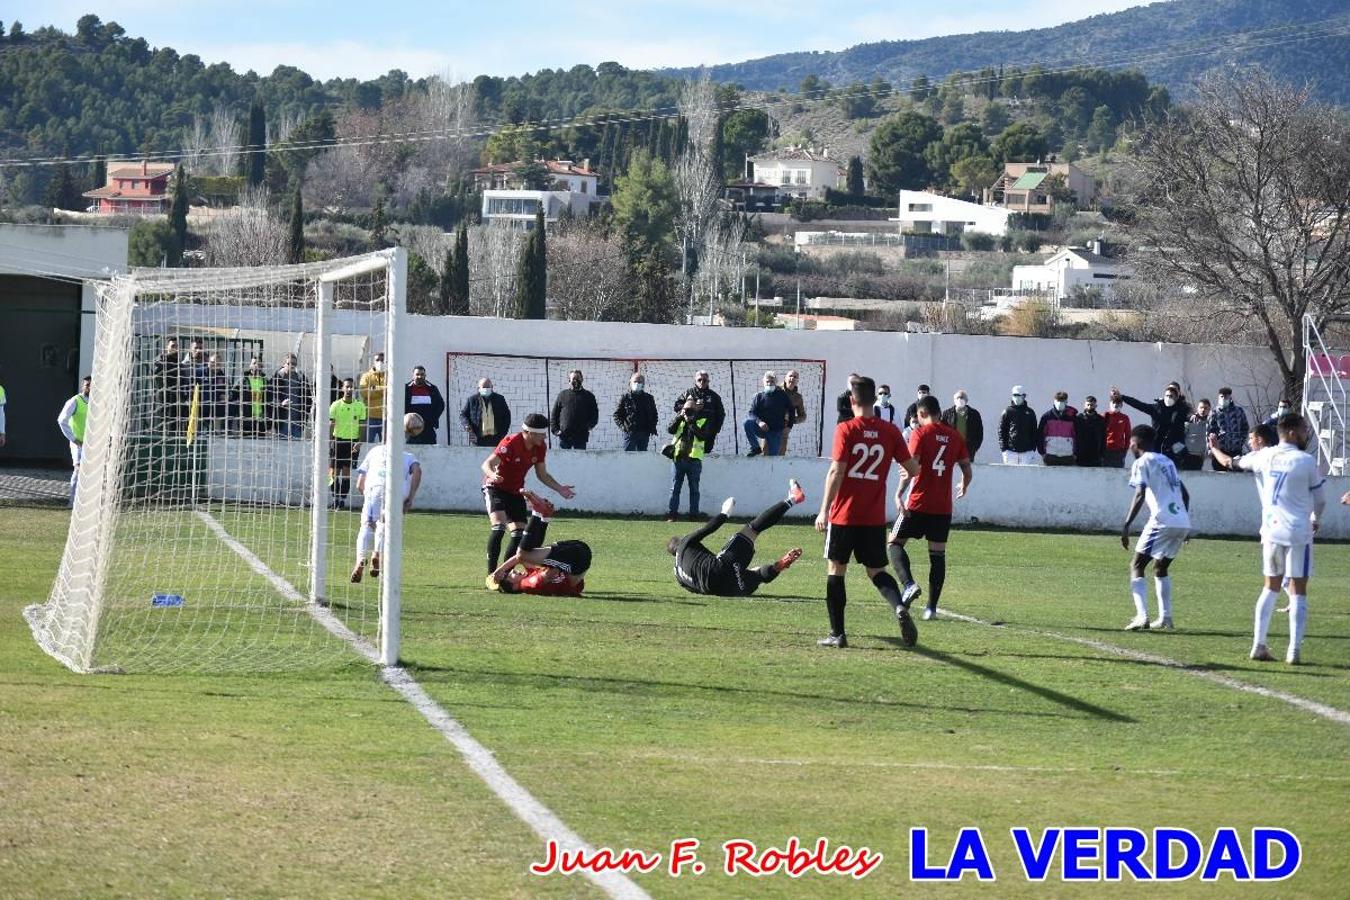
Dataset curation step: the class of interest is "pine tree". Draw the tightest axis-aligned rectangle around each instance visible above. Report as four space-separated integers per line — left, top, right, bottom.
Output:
287 183 304 264
244 99 266 186
370 197 388 249
42 164 82 211
846 155 865 196
437 246 455 315
168 166 189 267
515 209 547 319
450 224 470 315
92 155 106 192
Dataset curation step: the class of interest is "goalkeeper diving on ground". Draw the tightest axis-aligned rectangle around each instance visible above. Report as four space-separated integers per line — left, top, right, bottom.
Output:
668 479 806 597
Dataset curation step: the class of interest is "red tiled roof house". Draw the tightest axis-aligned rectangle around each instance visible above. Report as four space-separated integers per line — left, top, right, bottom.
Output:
82 160 175 214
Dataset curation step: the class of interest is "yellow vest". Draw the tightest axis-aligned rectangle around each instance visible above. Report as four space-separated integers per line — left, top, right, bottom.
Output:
245 374 266 419
673 416 708 460
71 395 88 442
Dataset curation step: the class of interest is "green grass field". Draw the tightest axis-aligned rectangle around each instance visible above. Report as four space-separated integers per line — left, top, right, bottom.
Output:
2 505 1348 898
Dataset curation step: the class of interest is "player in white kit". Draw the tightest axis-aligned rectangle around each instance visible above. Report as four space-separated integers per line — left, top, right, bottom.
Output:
1120 424 1191 631
1209 414 1326 664
350 413 424 584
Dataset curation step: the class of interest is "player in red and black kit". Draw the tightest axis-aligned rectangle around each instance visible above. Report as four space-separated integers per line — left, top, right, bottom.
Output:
815 375 921 648
488 493 592 596
890 395 974 620
481 412 576 582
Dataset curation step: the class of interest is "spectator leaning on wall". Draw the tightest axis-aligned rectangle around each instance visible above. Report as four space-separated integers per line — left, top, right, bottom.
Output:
780 369 808 453
998 385 1039 465
874 384 899 423
459 377 508 447
1103 396 1131 468
1208 387 1250 472
551 369 599 450
940 390 983 460
903 384 931 432
745 370 791 457
1038 391 1078 466
405 365 446 445
1074 395 1107 467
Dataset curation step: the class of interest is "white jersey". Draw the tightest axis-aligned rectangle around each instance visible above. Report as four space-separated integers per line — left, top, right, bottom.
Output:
356 445 418 499
1129 452 1191 528
1238 443 1326 545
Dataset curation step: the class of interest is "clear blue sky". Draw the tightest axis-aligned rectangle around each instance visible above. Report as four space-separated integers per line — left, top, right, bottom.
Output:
9 1 1147 81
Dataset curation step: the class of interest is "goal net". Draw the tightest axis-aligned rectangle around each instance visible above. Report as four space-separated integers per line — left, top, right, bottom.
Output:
26 249 409 673
446 353 829 455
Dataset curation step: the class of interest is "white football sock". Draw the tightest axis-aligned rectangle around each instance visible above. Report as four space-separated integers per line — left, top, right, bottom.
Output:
1253 588 1278 648
1288 595 1307 655
356 520 375 559
1154 576 1172 619
1130 577 1147 618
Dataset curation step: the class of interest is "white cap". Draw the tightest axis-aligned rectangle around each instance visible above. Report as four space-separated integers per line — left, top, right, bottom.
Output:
1012 384 1026 395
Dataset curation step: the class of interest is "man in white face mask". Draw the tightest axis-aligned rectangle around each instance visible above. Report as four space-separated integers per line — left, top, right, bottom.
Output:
874 384 897 423
1264 399 1293 429
998 385 1039 465
614 373 658 451
940 390 984 461
1113 381 1191 466
359 352 387 442
1038 390 1077 465
1209 386 1250 470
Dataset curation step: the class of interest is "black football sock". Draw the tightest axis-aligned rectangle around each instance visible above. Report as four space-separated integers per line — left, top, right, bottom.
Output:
521 515 548 552
929 551 947 609
871 570 904 611
755 563 780 584
749 500 791 533
888 543 915 586
487 525 506 573
505 527 524 562
826 575 847 635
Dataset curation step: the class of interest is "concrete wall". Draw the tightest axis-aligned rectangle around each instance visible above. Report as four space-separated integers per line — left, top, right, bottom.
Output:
202 439 1349 539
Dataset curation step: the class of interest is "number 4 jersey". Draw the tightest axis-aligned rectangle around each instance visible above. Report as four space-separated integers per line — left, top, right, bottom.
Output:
828 415 913 527
905 422 969 516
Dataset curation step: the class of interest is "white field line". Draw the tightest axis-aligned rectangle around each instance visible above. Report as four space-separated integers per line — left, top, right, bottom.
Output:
196 511 650 900
936 608 1350 726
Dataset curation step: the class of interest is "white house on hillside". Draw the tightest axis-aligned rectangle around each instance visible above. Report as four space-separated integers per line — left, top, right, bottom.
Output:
894 190 1011 237
1011 242 1129 301
748 146 843 200
475 160 606 229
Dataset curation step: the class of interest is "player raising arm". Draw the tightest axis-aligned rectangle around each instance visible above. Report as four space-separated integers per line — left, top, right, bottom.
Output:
350 413 424 584
1210 414 1326 664
815 376 921 648
889 395 972 621
1120 424 1191 631
481 412 576 582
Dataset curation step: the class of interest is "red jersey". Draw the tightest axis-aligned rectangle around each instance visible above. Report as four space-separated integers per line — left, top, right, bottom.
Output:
828 415 912 526
905 422 968 516
486 432 544 494
518 566 584 596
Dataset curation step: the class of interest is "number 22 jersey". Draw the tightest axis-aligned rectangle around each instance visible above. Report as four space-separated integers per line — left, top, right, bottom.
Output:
828 416 912 527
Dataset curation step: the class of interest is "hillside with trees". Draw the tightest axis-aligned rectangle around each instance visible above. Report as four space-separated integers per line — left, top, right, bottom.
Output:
662 0 1350 106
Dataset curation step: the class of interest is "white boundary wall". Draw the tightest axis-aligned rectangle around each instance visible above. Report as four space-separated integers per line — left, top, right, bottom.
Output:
205 441 1349 539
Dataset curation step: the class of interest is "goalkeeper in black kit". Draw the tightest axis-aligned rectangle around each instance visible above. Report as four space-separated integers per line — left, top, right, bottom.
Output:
667 479 806 597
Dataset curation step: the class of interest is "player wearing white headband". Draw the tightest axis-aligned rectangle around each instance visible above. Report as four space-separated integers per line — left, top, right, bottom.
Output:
481 411 576 583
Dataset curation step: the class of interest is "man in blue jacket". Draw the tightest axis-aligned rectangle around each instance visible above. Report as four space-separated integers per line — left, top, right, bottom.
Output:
745 370 791 457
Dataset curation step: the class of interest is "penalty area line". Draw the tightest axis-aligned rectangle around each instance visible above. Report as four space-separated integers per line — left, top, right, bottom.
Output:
937 607 1350 727
195 511 651 900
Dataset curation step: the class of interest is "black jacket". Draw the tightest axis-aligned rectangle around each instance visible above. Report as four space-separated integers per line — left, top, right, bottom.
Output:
1074 411 1107 464
998 403 1038 453
551 387 599 441
940 406 984 457
457 390 507 441
672 387 725 446
1120 394 1191 455
836 391 855 423
613 391 658 435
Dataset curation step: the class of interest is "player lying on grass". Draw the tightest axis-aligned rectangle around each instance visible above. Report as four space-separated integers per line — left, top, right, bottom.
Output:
667 480 806 597
1120 424 1191 631
487 493 591 596
482 412 576 580
350 413 424 584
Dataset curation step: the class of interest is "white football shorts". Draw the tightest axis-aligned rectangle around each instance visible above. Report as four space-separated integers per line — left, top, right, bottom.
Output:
1136 522 1189 560
1262 541 1313 579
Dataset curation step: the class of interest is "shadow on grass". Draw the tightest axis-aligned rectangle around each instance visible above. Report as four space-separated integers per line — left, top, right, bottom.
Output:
889 642 1136 724
404 662 1090 720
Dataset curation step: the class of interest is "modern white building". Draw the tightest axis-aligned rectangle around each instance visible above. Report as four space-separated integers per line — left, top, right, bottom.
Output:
480 190 604 229
748 147 843 200
894 190 1012 237
1011 242 1129 301
475 160 606 229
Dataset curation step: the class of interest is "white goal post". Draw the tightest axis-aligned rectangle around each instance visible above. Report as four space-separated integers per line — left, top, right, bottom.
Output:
26 249 409 673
